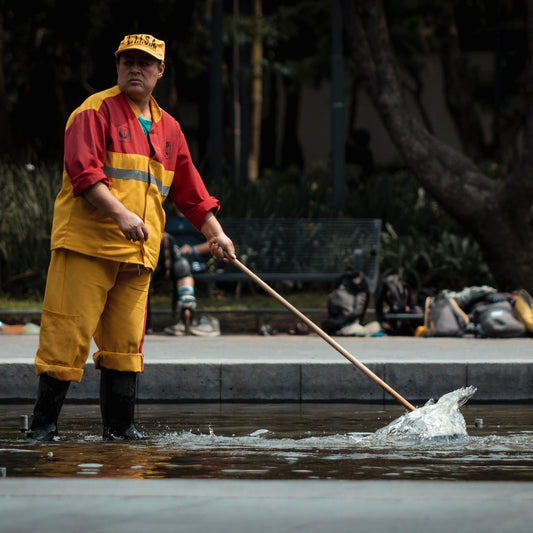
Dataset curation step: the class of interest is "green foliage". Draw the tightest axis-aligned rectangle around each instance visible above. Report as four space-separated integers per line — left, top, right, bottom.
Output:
380 224 494 293
385 0 443 77
345 166 462 239
0 160 61 298
209 162 335 218
0 158 492 299
210 162 493 293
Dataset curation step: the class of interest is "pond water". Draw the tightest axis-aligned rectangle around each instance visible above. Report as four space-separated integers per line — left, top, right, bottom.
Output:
1 403 532 481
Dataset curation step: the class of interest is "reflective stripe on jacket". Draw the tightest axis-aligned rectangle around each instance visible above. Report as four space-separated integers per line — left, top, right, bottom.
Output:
51 86 219 270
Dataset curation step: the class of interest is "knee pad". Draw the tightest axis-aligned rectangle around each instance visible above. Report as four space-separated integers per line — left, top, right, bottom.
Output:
173 251 192 280
178 285 197 323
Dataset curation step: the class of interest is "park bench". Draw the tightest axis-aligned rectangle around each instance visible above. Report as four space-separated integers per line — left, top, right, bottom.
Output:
195 218 422 333
1 218 426 334
155 218 382 327
192 218 381 289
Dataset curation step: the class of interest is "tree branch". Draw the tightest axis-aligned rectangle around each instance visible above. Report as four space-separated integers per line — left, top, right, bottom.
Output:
342 0 496 223
439 1 487 162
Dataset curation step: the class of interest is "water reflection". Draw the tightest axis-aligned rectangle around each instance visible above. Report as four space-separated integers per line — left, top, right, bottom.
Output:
1 403 532 481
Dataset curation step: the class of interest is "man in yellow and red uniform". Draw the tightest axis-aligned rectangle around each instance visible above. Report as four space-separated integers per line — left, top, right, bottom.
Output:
28 34 235 441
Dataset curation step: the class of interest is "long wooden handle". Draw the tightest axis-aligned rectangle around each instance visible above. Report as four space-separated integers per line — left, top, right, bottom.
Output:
229 256 416 412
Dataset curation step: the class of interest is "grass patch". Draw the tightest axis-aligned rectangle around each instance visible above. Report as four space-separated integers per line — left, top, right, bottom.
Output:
0 287 329 313
0 297 43 311
149 285 329 312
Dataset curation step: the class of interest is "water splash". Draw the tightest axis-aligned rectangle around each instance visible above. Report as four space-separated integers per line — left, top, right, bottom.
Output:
250 429 269 437
372 386 477 443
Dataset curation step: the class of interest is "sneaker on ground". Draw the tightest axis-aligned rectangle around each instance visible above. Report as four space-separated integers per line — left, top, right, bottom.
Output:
164 322 186 336
190 315 221 337
336 321 365 336
361 320 385 337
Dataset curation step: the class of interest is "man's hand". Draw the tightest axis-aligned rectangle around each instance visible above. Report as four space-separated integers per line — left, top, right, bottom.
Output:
116 211 149 242
208 233 236 262
83 181 148 242
200 211 236 262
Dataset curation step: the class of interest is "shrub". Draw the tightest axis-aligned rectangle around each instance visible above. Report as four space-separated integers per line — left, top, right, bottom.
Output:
0 158 493 299
0 160 61 298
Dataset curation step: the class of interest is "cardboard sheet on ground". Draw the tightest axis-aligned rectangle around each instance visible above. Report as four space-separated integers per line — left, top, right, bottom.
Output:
0 322 40 335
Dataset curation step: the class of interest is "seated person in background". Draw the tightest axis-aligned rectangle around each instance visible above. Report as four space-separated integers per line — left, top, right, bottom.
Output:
157 206 215 335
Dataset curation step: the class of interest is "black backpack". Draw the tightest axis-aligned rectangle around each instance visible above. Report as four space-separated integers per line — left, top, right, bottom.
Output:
322 270 370 334
375 274 418 335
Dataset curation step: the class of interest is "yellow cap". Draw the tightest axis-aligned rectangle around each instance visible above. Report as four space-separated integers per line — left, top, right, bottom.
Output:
115 34 165 62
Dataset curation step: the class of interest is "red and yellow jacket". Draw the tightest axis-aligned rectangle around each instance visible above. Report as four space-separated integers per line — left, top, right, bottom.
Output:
51 86 219 270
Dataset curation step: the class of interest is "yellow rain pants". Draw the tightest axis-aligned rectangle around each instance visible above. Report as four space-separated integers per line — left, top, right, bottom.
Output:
35 249 150 382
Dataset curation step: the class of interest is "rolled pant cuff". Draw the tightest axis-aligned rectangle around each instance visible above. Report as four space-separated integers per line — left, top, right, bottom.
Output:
93 350 144 373
35 362 84 383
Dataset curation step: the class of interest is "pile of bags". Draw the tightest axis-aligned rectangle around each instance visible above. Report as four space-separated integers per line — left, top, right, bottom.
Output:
416 286 533 338
321 269 533 338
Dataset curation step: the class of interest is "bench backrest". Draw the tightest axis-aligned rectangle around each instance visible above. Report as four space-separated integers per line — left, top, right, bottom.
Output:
198 218 381 292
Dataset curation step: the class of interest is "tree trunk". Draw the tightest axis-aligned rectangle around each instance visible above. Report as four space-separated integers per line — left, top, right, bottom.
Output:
342 0 533 291
438 1 488 162
248 0 263 183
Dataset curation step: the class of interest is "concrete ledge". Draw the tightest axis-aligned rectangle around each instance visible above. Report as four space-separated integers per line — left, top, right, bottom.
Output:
0 363 37 402
139 363 221 402
384 363 467 402
3 360 533 403
468 363 533 401
301 363 385 401
1 335 532 403
220 363 301 401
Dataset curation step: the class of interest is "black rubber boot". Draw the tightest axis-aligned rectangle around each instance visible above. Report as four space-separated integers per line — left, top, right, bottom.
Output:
100 368 144 440
27 374 70 441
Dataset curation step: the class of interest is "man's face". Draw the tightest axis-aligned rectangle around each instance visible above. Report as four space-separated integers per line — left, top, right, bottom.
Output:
116 51 164 102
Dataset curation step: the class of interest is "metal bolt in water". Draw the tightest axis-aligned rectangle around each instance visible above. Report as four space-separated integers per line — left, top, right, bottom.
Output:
474 418 483 428
20 415 29 433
